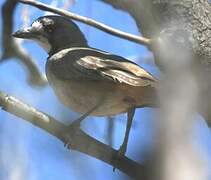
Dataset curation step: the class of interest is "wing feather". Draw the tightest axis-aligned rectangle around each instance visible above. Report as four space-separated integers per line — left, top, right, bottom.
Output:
76 55 156 87
48 47 157 87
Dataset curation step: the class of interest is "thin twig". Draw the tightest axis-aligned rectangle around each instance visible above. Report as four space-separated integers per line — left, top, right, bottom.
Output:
0 91 145 179
18 0 152 46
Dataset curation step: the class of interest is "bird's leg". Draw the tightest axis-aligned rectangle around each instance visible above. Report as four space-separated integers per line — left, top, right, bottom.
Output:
118 107 135 157
67 105 98 129
112 107 135 171
64 103 100 149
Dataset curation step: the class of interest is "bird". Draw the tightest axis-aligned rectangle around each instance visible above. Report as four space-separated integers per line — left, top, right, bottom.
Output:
13 15 157 158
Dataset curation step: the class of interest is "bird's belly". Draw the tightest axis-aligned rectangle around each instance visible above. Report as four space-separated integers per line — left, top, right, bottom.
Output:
49 78 129 116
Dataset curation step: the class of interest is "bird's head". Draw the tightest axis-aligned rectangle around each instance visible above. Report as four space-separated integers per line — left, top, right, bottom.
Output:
13 15 87 55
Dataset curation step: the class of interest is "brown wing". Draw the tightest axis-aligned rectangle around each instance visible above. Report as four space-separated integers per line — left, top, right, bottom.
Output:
48 47 157 87
76 55 157 87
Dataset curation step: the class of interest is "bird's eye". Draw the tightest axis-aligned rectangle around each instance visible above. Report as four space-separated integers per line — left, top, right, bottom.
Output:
45 25 54 33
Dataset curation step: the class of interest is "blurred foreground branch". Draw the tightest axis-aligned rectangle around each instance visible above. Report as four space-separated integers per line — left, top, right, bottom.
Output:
103 0 210 179
149 30 207 180
0 91 145 179
19 0 152 46
1 0 47 86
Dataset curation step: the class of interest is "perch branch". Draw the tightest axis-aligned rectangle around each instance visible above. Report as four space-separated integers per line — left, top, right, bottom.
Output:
0 91 145 179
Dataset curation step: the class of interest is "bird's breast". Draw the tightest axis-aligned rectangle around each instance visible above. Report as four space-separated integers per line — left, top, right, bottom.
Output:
46 68 130 116
46 62 155 116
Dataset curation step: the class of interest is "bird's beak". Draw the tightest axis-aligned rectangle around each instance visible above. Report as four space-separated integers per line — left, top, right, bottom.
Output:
13 26 41 39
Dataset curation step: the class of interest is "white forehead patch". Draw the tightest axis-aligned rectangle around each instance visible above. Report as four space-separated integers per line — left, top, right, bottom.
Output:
32 21 43 30
31 21 51 53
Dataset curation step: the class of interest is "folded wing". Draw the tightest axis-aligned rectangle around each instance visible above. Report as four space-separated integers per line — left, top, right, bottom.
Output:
48 47 157 87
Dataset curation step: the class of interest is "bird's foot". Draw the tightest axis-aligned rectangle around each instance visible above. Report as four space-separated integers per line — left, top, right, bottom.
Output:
117 144 126 157
64 120 81 149
112 144 127 172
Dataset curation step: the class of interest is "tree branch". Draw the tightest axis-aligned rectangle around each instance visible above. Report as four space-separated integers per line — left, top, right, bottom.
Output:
0 91 145 179
1 0 47 86
18 0 152 46
101 0 157 38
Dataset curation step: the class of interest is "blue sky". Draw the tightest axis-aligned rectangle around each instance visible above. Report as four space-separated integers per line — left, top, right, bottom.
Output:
0 0 211 180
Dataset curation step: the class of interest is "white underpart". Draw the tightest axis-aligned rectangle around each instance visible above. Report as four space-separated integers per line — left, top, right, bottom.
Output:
35 36 51 53
31 21 52 53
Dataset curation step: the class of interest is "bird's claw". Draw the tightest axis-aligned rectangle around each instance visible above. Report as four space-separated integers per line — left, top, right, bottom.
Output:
112 144 126 172
117 144 126 157
64 120 81 149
